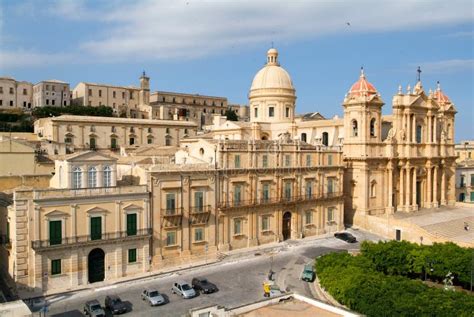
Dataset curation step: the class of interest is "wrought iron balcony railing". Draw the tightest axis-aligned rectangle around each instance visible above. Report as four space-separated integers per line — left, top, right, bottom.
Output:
190 205 212 214
31 228 152 251
161 207 184 216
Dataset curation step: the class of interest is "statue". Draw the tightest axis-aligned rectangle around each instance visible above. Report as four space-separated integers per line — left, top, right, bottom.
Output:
443 272 455 292
399 129 406 141
386 128 396 142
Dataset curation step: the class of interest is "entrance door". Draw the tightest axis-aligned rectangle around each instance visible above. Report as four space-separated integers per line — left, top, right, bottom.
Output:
88 248 105 283
416 181 421 207
395 229 401 241
282 212 291 240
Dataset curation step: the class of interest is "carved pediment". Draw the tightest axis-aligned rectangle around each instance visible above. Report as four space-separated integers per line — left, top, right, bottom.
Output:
86 206 109 214
123 203 143 211
44 209 69 218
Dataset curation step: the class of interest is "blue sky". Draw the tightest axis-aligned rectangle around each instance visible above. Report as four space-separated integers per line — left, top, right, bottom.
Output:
1 0 473 141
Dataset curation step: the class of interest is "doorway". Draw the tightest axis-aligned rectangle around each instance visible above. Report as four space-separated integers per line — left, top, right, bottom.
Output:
395 229 401 241
416 181 421 207
88 248 105 283
282 212 292 240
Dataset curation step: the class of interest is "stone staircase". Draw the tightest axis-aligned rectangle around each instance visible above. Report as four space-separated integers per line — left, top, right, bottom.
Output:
421 216 474 240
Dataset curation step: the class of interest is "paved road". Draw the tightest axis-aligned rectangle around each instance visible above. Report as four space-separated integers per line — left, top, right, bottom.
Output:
43 229 381 317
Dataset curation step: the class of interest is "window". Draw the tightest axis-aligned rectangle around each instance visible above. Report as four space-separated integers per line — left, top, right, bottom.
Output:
254 107 258 118
0 87 2 93
352 120 358 137
262 216 269 231
301 133 307 142
129 137 135 146
72 167 82 189
127 214 137 236
327 207 335 222
233 219 242 235
165 137 171 146
262 183 270 202
285 107 290 118
166 193 176 214
327 178 335 194
147 127 152 133
470 192 474 202
194 228 204 242
305 181 313 198
284 182 292 200
416 125 422 143
128 249 137 263
234 185 242 205
88 167 97 188
459 193 465 202
9 87 13 94
262 155 268 168
194 191 204 211
113 91 116 98
130 91 134 99
184 129 188 135
63 101 67 106
471 174 474 186
110 137 117 149
90 216 102 240
370 118 376 137
89 137 96 149
268 106 274 117
23 88 27 95
234 155 241 168
147 138 153 144
49 220 62 245
51 259 61 275
460 176 465 187
52 85 55 91
371 182 376 197
103 166 112 187
305 211 312 225
306 154 311 167
0 100 2 106
322 132 329 146
328 154 333 166
285 155 291 167
166 128 170 134
166 231 176 246
88 89 92 97
122 92 125 99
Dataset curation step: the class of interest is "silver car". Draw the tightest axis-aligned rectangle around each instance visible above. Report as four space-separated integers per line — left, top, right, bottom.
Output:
171 281 196 299
141 289 166 306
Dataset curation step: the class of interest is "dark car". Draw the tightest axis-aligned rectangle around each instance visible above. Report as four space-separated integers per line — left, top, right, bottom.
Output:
191 277 218 294
105 295 127 315
83 300 106 317
334 232 357 243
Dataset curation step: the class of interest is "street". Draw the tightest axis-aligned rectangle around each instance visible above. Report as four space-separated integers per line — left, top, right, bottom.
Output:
44 229 381 317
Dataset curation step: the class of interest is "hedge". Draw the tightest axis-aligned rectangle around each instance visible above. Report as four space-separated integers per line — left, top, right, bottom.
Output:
316 252 474 317
32 105 114 118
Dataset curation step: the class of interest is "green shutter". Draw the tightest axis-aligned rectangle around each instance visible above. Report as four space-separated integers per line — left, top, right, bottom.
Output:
195 192 203 211
470 192 474 202
51 259 61 275
127 214 137 236
49 221 62 245
128 249 137 263
90 217 102 240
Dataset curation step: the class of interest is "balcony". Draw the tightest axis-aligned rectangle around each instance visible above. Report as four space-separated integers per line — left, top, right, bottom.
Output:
190 205 211 225
23 185 148 200
161 207 183 228
31 228 152 251
218 191 343 211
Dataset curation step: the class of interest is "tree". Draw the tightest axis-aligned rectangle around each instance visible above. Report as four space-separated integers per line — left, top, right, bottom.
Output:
225 109 239 121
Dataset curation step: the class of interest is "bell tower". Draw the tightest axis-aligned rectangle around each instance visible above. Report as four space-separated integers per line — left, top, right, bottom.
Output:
139 71 150 106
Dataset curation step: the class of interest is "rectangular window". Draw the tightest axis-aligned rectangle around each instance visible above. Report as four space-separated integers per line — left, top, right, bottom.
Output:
285 107 290 118
284 182 292 200
234 219 242 235
305 211 312 225
327 178 334 194
269 106 274 117
234 155 241 168
52 99 55 106
262 183 270 202
166 193 176 214
306 154 311 167
46 99 49 105
194 191 204 211
113 91 116 98
460 176 465 187
234 185 242 206
470 192 474 202
262 155 268 168
128 249 137 263
129 137 135 146
90 216 102 240
51 259 61 275
328 154 333 166
88 89 92 96
305 181 313 198
194 228 204 242
23 89 27 95
49 220 62 245
262 216 269 231
99 90 102 97
327 207 335 222
111 138 117 149
285 154 291 167
122 92 125 99
254 107 258 118
471 174 474 186
166 231 176 246
147 138 153 144
127 213 137 236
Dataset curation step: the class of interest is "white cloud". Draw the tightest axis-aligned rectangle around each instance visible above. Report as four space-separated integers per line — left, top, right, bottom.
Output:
0 50 76 70
417 59 474 74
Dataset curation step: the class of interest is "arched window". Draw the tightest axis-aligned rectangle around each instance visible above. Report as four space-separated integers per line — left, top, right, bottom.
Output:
88 167 97 188
416 125 422 143
165 136 172 146
322 132 329 146
370 182 376 197
301 133 307 142
370 118 376 137
352 120 358 137
72 167 82 189
89 137 96 150
103 166 112 187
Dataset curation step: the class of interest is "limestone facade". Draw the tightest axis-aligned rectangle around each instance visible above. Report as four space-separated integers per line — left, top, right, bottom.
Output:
33 80 71 108
0 77 33 110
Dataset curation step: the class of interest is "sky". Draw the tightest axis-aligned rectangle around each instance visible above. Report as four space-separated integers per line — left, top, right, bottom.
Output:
0 0 473 141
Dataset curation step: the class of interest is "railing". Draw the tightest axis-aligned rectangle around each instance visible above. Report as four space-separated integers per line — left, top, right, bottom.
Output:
25 185 148 200
190 205 212 214
31 228 152 250
218 192 343 210
161 207 184 216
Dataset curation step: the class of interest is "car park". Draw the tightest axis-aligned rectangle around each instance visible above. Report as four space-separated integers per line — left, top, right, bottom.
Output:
191 277 218 294
141 289 166 306
83 300 106 317
171 281 196 299
300 264 315 282
105 295 127 314
334 232 357 243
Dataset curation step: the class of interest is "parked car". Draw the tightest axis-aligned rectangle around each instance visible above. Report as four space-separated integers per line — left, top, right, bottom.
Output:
334 232 357 243
171 281 196 299
105 295 127 314
300 264 315 282
191 277 218 294
141 289 166 306
83 300 106 317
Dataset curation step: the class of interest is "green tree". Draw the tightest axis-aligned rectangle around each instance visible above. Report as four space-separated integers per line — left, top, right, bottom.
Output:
225 109 239 121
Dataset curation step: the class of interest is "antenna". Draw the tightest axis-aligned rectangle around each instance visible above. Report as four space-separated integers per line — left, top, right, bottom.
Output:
417 66 421 82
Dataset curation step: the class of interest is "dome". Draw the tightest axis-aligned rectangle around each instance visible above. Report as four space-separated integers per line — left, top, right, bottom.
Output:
348 68 378 97
433 81 451 104
250 48 295 92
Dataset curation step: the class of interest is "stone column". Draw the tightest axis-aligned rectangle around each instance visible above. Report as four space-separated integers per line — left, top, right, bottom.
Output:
433 166 438 207
441 167 446 205
405 166 411 210
412 168 417 210
399 167 405 211
387 165 394 214
433 117 437 143
426 165 432 208
412 114 416 143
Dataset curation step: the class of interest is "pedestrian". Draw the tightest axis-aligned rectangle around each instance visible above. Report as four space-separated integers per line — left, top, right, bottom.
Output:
464 222 469 231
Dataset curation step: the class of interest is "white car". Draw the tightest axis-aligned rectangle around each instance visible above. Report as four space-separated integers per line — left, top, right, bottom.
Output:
171 281 196 299
141 289 166 306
